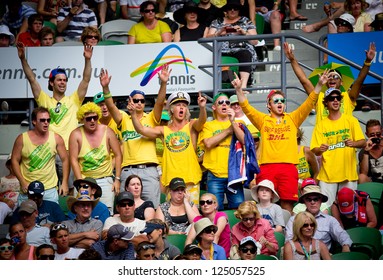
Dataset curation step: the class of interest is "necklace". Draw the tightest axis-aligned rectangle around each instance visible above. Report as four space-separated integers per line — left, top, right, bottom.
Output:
298 240 312 260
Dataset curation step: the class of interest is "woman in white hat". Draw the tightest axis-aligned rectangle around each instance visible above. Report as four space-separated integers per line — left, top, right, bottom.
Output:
0 25 15 47
193 217 226 260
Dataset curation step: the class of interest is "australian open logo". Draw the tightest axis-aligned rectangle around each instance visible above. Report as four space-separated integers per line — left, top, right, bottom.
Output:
130 44 195 86
165 131 190 153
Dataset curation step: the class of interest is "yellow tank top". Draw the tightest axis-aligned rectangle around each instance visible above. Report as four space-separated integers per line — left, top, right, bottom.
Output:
21 131 58 190
296 146 311 180
78 126 113 178
162 123 202 186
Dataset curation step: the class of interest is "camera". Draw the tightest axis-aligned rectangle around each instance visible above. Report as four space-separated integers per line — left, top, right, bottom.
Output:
371 137 381 144
225 27 237 33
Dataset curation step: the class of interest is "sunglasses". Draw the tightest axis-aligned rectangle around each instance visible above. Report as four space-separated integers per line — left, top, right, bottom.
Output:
328 74 341 80
84 115 99 122
132 98 145 104
86 35 99 40
80 184 90 189
143 253 155 258
143 9 155 13
369 133 381 138
304 197 320 203
242 217 255 222
203 227 217 234
227 7 240 11
39 254 55 260
336 21 350 27
55 102 62 113
302 223 315 228
39 118 51 123
199 199 214 206
0 245 14 251
327 95 342 102
217 100 230 106
118 200 134 207
52 223 68 231
140 244 156 250
239 247 256 254
272 98 286 104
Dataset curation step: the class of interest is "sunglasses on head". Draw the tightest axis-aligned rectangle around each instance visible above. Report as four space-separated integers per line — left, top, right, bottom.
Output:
327 95 342 102
39 254 55 260
39 118 51 123
86 35 99 40
0 245 14 251
217 99 230 106
242 217 255 222
132 98 145 104
118 200 134 207
199 199 214 206
84 115 99 122
140 244 156 251
143 9 155 13
203 227 217 234
52 223 68 231
304 196 320 203
302 223 315 228
239 247 256 254
272 97 286 104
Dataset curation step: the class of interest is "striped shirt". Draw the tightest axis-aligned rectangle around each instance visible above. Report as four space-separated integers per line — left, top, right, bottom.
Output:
1 5 36 34
57 6 97 39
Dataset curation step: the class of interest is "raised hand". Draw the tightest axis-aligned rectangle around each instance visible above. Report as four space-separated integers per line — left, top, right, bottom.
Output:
365 42 376 62
197 91 207 108
16 42 26 60
99 68 111 88
283 42 295 61
158 63 172 83
83 44 93 59
231 72 242 90
318 68 330 87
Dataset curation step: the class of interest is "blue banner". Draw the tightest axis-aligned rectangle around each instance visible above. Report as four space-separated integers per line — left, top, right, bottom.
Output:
327 31 383 84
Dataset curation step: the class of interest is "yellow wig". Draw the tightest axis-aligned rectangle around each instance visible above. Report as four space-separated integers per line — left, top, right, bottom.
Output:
76 102 102 122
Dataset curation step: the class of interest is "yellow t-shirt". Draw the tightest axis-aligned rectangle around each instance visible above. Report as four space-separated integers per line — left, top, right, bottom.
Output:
78 126 113 178
128 20 171 44
310 114 365 183
21 131 58 190
296 146 311 180
315 91 356 124
210 0 226 8
240 91 318 165
200 119 232 178
107 111 124 142
120 111 159 167
162 123 202 186
36 91 82 150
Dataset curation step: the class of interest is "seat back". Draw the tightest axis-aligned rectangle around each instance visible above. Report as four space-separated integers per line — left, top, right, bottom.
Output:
58 196 70 218
53 41 83 47
255 13 265 35
331 251 370 260
274 231 285 259
357 182 383 226
222 209 240 229
100 19 136 43
166 234 187 253
346 227 383 259
255 254 278 260
97 40 124 45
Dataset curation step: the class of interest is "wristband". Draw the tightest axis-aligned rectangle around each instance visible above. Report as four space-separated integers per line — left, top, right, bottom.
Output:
114 176 121 182
364 60 372 66
103 92 112 99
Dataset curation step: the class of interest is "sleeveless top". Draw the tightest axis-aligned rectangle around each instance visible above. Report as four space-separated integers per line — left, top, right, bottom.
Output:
134 200 155 220
296 146 311 180
78 126 113 178
162 123 202 186
288 239 321 260
11 245 35 260
21 131 58 190
159 201 193 232
179 24 206 41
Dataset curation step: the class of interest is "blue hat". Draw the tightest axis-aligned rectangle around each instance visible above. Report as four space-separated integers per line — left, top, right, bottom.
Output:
48 67 67 91
140 223 164 234
28 181 45 196
130 90 145 97
107 224 134 240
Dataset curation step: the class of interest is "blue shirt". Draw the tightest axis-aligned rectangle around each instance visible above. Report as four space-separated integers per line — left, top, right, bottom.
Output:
91 240 135 260
200 243 227 260
68 201 110 224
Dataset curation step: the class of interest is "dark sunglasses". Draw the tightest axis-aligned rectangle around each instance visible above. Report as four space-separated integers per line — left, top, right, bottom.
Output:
239 247 256 254
227 7 240 11
199 199 214 206
272 98 286 104
327 95 342 102
52 223 68 231
118 200 134 207
39 118 51 123
140 244 156 250
0 245 14 251
39 254 55 260
84 115 99 122
203 227 217 234
304 196 320 203
143 9 155 13
55 102 62 113
242 217 255 222
302 223 315 228
217 99 230 106
328 74 341 80
143 253 155 258
337 21 349 27
80 184 91 189
86 35 99 40
132 98 145 104
369 133 381 138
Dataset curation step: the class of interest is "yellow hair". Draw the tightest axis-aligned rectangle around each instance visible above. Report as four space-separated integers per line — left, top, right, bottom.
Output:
76 102 102 122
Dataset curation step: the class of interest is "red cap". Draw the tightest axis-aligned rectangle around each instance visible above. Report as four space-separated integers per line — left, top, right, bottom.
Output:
301 178 317 189
267 90 285 101
337 187 355 215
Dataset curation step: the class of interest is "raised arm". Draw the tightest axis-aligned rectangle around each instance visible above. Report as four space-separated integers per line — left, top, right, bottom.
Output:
153 64 171 122
16 43 42 99
100 68 123 126
348 42 376 102
283 42 314 95
191 92 207 132
77 44 93 102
